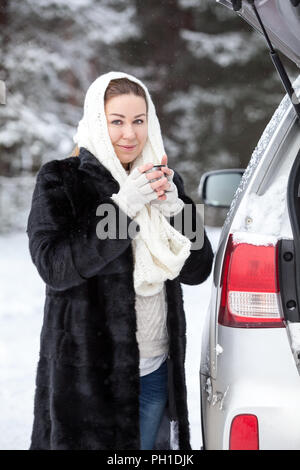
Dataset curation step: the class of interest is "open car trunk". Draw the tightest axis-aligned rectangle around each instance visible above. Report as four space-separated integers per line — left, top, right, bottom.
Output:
217 0 300 68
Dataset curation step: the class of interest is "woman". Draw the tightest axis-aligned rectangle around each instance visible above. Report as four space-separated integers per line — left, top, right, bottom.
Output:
26 71 214 450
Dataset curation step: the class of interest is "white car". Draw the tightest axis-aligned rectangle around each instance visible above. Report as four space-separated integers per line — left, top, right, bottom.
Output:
199 0 300 450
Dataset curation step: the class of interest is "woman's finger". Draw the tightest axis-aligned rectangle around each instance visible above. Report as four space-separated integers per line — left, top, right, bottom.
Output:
161 167 173 177
161 154 168 166
150 177 168 191
145 170 164 181
153 180 171 192
138 162 153 173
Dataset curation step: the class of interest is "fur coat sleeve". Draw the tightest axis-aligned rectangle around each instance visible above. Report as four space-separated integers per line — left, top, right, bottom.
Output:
26 160 140 292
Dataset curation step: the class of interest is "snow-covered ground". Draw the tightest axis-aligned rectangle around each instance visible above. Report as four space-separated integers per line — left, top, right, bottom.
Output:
0 226 221 450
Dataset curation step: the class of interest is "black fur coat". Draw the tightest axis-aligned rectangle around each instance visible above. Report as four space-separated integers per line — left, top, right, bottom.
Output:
26 147 213 450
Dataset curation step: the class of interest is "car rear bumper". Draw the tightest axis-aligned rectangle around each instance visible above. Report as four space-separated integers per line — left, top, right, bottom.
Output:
201 325 300 449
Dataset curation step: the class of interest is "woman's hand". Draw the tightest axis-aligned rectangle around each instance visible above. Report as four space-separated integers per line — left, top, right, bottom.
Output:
150 154 185 216
138 162 169 200
111 163 169 219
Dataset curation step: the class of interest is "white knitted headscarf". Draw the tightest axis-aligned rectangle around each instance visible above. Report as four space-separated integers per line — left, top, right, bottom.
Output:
73 71 191 296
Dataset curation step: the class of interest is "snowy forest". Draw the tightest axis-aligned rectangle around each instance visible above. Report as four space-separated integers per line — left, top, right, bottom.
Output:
0 0 298 229
1 0 300 452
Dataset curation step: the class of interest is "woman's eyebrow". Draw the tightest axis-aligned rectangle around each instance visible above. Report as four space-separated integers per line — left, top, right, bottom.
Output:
109 113 146 118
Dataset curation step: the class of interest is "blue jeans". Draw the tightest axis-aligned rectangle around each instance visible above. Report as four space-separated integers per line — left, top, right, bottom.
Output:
139 359 169 450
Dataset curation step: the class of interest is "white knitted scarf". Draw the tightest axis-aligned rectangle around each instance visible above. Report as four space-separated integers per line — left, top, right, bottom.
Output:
73 71 191 296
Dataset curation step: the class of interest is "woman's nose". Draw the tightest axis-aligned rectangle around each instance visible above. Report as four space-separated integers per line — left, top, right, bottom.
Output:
122 124 136 140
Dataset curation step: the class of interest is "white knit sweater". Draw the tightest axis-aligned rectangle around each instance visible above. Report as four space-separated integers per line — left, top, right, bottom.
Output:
136 282 169 347
136 284 169 376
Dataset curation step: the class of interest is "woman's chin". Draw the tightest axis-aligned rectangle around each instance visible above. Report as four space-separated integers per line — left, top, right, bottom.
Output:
118 155 139 166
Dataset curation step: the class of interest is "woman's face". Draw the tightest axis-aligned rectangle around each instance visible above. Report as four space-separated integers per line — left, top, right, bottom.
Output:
105 93 148 170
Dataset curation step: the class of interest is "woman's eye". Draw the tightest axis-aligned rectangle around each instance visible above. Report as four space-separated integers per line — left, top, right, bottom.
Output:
111 119 144 125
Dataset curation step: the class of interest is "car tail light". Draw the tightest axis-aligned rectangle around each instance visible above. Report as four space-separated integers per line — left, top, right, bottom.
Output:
218 234 284 328
229 414 259 450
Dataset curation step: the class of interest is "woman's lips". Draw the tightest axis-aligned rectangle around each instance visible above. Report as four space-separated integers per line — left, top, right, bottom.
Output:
118 144 137 151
